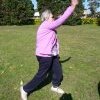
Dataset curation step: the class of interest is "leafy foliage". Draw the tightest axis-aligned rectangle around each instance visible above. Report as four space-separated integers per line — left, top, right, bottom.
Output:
82 17 100 25
0 0 34 25
37 0 84 25
88 0 100 17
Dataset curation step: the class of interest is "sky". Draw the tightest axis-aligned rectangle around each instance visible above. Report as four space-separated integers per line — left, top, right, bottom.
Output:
31 0 37 9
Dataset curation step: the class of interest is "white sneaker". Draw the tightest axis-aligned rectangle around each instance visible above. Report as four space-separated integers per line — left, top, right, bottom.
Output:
51 86 64 94
20 86 27 100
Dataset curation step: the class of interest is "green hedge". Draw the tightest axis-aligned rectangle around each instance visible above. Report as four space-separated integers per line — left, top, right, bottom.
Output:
97 18 100 26
82 18 100 26
34 18 41 25
64 17 82 25
33 18 100 26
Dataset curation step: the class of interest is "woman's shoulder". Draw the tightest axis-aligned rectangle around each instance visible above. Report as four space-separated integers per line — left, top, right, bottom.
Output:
39 21 50 29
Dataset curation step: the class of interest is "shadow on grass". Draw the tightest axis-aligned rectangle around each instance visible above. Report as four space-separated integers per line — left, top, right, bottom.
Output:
59 93 73 100
98 82 100 96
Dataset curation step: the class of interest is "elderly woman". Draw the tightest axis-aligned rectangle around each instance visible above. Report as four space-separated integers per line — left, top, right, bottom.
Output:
20 0 78 100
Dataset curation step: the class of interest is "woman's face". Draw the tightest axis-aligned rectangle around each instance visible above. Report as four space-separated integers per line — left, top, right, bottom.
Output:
49 13 54 21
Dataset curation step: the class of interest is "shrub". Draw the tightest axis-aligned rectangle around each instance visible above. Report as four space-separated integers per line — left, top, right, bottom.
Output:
97 18 100 26
82 18 100 26
66 17 82 25
18 19 34 25
34 18 41 25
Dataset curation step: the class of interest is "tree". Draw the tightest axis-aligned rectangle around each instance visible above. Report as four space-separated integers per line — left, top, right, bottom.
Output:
37 0 69 16
16 0 34 25
89 0 100 17
37 0 51 13
0 0 2 24
0 0 5 25
66 0 84 25
37 0 84 25
0 0 34 25
89 0 96 16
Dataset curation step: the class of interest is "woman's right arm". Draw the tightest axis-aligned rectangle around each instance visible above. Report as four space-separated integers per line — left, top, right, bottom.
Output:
47 0 78 30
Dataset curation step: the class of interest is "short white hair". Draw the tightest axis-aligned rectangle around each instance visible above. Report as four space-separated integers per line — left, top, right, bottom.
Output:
41 10 52 21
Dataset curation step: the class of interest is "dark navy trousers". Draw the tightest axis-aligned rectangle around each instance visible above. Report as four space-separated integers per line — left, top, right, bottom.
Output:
23 55 63 93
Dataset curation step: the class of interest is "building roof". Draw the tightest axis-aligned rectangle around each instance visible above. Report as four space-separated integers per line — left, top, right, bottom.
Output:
84 9 91 15
34 11 40 17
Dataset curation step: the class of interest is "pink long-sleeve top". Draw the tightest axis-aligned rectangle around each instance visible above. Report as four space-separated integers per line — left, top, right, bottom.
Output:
36 6 75 57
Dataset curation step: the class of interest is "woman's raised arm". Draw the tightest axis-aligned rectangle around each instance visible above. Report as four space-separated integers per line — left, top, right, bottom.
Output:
47 0 79 30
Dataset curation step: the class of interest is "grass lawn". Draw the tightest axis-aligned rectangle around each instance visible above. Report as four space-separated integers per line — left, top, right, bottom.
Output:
0 25 100 100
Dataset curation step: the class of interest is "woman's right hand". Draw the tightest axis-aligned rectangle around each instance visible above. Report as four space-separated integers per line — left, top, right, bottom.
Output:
71 0 79 7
